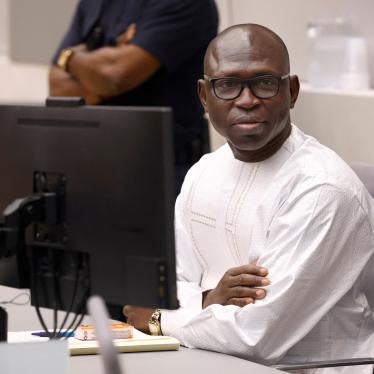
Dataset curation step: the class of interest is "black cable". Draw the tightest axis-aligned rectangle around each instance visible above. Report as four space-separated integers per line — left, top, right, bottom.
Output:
50 301 58 339
52 251 87 339
67 256 91 336
56 255 81 338
0 291 30 306
30 249 91 340
30 253 50 337
50 252 60 339
48 254 57 339
63 282 90 337
63 311 86 341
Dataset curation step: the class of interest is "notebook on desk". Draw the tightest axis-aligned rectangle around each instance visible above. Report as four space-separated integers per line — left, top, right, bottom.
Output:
8 329 180 356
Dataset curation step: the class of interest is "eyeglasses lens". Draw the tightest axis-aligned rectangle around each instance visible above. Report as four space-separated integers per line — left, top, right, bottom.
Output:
212 78 240 100
251 76 278 98
213 76 279 100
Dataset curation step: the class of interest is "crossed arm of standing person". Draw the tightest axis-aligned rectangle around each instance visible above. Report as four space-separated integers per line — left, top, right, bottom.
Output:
49 25 160 105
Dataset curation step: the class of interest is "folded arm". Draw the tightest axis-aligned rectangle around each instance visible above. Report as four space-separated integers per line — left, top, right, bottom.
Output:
123 193 269 333
48 65 102 105
49 33 161 103
65 43 161 98
161 184 374 365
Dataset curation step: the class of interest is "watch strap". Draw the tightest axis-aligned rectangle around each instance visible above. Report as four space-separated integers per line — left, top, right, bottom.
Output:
56 48 74 72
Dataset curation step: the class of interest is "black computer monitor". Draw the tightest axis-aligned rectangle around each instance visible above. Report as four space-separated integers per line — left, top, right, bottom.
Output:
0 103 179 319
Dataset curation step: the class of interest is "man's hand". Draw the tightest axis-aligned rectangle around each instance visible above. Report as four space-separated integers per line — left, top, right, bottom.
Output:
116 23 137 45
122 305 154 334
49 65 103 104
49 43 101 105
71 43 88 54
203 264 270 308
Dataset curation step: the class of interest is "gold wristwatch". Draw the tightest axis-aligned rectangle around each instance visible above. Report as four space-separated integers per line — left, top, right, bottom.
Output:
56 48 74 72
148 309 162 336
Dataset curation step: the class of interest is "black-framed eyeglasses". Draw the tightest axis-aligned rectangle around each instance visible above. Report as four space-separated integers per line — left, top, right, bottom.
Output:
204 74 290 100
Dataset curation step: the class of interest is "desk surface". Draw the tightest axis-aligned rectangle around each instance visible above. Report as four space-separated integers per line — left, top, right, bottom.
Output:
1 285 283 374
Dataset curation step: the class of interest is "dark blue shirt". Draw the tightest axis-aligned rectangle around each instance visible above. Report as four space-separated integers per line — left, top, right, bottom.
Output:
53 0 219 150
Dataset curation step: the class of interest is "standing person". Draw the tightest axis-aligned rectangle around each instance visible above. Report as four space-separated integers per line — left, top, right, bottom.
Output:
49 0 219 194
124 24 374 373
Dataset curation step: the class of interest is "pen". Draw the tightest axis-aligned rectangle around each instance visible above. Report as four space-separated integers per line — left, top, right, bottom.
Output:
31 331 74 338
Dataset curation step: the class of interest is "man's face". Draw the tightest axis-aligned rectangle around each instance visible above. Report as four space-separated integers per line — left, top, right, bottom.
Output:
199 33 299 161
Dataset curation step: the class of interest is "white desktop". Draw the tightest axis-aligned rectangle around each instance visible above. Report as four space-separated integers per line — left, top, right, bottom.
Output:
0 285 283 374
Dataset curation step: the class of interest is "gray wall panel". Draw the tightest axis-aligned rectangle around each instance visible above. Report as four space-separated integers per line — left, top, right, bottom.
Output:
10 0 78 64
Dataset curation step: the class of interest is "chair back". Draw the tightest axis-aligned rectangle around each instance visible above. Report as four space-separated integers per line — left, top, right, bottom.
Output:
350 163 374 198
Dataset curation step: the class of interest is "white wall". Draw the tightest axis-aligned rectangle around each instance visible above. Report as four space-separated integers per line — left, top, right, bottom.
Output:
0 0 77 104
0 0 9 61
293 87 374 164
0 63 48 104
215 0 374 84
9 0 78 64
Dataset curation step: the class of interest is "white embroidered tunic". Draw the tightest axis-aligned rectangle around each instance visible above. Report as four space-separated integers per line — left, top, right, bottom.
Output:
161 125 374 373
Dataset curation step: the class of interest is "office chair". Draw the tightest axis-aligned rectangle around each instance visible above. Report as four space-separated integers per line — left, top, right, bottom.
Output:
273 162 374 372
351 162 374 198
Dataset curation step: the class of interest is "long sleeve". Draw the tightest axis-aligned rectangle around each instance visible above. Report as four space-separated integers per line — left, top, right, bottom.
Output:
161 179 374 365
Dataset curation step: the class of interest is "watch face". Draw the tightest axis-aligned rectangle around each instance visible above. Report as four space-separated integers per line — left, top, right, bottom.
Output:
149 321 160 335
149 310 162 336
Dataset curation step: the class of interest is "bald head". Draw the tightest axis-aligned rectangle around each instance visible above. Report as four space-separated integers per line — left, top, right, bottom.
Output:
204 24 290 76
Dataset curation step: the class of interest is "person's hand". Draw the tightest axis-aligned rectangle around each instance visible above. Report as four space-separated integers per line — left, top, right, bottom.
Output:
71 43 88 53
84 91 103 105
116 23 137 45
122 305 154 334
202 264 270 308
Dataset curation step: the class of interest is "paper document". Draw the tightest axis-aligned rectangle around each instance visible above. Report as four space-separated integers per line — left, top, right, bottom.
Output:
8 329 180 356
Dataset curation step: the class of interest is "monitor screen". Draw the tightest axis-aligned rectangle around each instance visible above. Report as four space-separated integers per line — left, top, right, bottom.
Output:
0 103 178 314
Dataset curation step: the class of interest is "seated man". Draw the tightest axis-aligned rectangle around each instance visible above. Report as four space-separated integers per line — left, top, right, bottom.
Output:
124 24 374 371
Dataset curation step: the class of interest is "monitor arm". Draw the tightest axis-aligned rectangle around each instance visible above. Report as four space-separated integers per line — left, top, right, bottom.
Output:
0 192 58 258
0 192 59 341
